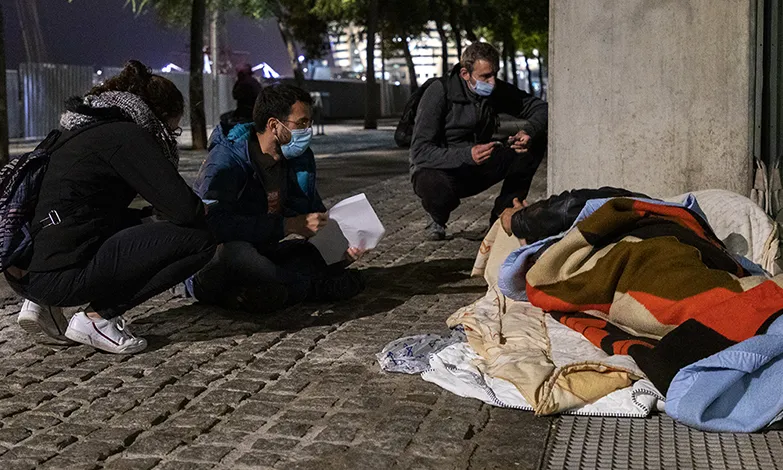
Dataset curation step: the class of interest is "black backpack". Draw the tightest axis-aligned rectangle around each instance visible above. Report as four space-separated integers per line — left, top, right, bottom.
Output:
394 77 450 148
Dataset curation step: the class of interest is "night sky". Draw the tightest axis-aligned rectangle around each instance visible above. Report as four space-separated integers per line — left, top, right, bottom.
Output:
3 0 293 75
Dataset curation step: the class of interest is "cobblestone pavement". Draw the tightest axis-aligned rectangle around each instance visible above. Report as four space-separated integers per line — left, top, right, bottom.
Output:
0 126 555 469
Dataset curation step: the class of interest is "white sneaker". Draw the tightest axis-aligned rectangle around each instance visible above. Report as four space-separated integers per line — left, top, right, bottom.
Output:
65 312 147 354
17 300 74 345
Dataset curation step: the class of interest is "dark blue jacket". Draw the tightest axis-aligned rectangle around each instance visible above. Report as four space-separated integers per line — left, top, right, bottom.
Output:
192 123 325 249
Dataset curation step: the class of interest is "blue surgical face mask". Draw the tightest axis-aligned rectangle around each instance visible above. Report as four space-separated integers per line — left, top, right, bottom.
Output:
470 77 495 97
278 122 313 159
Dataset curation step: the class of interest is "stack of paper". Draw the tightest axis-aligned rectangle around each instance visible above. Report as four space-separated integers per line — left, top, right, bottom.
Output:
309 193 386 265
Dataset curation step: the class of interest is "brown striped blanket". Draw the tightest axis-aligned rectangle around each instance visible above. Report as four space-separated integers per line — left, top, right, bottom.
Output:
525 198 783 392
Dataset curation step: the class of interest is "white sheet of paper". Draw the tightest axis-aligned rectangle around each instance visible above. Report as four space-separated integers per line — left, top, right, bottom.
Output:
309 193 386 265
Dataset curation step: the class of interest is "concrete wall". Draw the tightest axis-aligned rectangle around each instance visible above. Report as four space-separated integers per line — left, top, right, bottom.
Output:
548 0 757 198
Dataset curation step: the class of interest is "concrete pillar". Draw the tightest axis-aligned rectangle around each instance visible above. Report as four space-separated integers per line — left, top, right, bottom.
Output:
548 0 757 198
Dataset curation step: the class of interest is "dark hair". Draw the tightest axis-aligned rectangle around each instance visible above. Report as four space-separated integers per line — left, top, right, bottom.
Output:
461 42 501 74
253 84 313 132
90 60 185 123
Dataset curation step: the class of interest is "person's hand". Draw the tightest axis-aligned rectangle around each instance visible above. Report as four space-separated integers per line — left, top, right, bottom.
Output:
471 142 496 165
500 198 528 236
284 212 327 237
509 130 531 154
345 247 367 263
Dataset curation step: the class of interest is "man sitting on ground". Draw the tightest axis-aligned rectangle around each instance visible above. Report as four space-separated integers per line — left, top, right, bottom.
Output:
187 84 365 313
410 42 548 240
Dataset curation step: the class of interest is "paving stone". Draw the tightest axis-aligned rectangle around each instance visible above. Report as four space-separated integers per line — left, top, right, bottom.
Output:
0 427 32 445
0 403 30 419
57 440 125 462
198 390 250 406
266 421 312 439
166 413 220 431
125 432 186 457
219 379 266 394
47 423 99 438
156 461 217 470
212 417 266 434
234 451 282 468
36 457 100 470
1 446 57 463
1 460 37 470
22 433 78 451
33 399 83 418
84 427 143 447
313 425 359 443
234 401 281 419
102 457 160 470
7 412 62 430
251 437 300 452
171 444 232 463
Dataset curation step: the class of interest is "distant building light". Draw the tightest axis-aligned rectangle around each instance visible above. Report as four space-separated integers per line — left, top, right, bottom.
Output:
96 70 103 76
298 55 305 63
251 62 280 79
303 67 308 73
394 81 401 86
161 63 184 73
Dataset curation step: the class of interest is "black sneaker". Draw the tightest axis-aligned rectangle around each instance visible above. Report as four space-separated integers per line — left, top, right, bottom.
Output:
310 270 366 301
425 217 447 241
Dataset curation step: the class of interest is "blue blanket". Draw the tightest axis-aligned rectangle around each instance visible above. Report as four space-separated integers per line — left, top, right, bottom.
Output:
666 315 783 432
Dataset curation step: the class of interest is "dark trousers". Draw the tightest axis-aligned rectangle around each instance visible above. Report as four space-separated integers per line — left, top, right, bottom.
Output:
192 240 329 307
9 222 216 319
412 147 544 226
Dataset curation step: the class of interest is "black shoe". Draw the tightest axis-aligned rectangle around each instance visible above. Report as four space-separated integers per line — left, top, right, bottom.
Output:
309 270 366 302
425 217 446 241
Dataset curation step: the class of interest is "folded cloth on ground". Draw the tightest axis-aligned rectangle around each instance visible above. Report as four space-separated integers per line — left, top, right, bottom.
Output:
423 341 663 417
666 315 783 432
518 197 783 394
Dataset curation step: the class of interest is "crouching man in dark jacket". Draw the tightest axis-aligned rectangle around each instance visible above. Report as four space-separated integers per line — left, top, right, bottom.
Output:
186 85 365 313
410 42 548 240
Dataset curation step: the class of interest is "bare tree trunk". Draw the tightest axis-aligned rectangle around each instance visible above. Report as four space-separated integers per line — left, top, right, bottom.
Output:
403 39 418 94
524 56 533 94
364 0 379 129
507 34 518 88
462 0 477 42
449 6 462 59
189 0 208 150
0 5 8 164
501 40 509 82
435 19 450 76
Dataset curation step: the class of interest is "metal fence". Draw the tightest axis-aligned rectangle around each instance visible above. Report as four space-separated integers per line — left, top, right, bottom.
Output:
5 63 411 139
6 70 21 138
19 63 94 139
